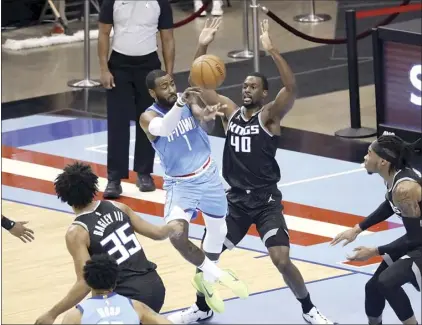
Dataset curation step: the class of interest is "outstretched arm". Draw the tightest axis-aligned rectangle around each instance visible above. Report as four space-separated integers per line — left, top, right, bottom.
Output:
36 225 91 324
259 20 297 124
189 18 237 123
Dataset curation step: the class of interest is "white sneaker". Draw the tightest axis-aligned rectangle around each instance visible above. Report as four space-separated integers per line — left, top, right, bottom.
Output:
211 0 223 16
303 307 335 324
167 304 213 324
194 0 207 16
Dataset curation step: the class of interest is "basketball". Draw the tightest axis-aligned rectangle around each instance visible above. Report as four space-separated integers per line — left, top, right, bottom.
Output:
190 54 226 89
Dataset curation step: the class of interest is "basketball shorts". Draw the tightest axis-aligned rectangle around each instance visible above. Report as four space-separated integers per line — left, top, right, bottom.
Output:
382 236 422 292
163 160 228 223
223 186 290 249
115 270 166 312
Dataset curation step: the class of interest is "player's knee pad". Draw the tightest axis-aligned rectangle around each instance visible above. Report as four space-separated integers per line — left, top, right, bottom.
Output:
203 215 227 254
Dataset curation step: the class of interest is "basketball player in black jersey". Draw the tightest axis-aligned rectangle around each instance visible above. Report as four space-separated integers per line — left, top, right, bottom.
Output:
35 162 172 324
331 133 422 325
168 18 334 324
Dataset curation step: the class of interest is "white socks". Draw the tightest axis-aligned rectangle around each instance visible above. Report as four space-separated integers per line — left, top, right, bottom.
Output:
199 257 222 283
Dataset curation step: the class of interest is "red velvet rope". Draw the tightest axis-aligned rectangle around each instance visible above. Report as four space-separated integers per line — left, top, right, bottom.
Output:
173 0 212 28
262 0 411 45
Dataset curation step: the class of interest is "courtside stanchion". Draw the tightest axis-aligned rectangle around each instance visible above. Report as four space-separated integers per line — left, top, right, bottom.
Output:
293 0 331 23
227 0 253 58
335 10 376 139
251 0 262 72
68 0 101 88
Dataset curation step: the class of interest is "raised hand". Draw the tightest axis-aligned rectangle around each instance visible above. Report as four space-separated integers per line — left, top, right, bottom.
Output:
198 17 222 46
203 103 226 122
181 87 203 105
260 19 274 52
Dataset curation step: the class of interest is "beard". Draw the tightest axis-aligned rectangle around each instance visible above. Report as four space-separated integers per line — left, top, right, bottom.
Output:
157 96 175 109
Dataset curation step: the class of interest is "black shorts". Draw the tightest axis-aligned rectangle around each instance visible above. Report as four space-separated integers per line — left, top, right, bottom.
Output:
383 239 422 292
115 270 166 312
223 186 290 249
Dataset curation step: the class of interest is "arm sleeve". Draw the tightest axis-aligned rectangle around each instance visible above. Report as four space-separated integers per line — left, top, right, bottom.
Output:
378 235 409 256
1 215 15 230
157 0 174 30
99 0 115 24
148 98 185 137
358 200 395 231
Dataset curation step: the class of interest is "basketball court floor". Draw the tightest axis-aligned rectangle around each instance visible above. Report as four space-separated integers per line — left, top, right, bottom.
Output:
1 1 421 324
2 114 421 324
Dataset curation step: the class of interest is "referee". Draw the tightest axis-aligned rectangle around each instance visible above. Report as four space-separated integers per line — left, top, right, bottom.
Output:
98 0 175 198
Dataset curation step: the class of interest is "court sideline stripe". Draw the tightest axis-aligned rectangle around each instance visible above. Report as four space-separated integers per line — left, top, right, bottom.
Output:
2 172 330 246
1 145 401 233
2 197 373 278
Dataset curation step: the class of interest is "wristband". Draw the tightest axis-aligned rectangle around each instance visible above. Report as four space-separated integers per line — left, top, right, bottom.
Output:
2 216 15 230
177 96 186 107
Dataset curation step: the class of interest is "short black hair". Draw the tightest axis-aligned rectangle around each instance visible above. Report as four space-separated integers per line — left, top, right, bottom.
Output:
145 69 168 90
54 162 98 209
83 254 119 291
247 72 269 91
376 134 421 172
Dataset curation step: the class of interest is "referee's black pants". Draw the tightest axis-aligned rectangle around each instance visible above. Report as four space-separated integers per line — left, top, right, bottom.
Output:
106 50 161 181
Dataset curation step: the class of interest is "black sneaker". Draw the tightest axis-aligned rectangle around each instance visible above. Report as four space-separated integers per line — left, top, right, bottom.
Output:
103 180 122 199
136 174 156 192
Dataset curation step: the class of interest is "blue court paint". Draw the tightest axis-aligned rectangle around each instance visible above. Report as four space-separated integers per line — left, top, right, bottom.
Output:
2 118 107 147
1 115 76 133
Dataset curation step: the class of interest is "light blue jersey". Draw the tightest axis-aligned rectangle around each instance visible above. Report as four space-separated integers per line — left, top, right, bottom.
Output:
147 100 227 221
146 102 211 177
76 292 140 324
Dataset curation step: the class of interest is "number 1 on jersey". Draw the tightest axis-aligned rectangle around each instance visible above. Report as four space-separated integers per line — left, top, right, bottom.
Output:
231 135 251 153
183 134 192 151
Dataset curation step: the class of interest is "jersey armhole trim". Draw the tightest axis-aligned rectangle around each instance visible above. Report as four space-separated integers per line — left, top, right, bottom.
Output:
391 177 419 193
258 112 274 137
225 108 240 134
75 304 84 314
71 221 89 233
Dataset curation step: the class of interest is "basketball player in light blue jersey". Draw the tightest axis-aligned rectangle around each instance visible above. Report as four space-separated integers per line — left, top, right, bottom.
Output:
139 70 249 313
62 254 171 324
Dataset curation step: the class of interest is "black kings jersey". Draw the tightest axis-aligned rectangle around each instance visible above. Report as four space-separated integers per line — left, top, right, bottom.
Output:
223 108 281 190
386 167 422 249
73 201 156 280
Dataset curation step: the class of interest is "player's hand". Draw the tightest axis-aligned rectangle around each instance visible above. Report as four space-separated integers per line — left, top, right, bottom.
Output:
198 17 222 46
35 311 56 324
181 87 202 104
203 103 226 122
330 225 361 247
9 221 35 243
260 19 274 52
346 246 379 261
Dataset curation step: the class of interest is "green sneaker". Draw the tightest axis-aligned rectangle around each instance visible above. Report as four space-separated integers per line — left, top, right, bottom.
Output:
192 273 225 313
218 269 249 299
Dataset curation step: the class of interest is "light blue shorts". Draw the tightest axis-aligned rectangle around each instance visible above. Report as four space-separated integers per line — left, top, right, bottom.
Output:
163 160 227 223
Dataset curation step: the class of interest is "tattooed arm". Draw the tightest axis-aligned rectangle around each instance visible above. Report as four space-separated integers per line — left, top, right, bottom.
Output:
392 181 422 218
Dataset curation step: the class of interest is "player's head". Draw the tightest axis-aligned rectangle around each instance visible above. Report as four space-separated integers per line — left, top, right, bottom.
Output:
364 133 420 175
54 162 99 210
242 72 269 109
83 254 119 292
146 69 178 108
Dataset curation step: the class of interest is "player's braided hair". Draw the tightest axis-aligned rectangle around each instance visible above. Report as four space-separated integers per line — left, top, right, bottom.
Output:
54 162 99 209
83 254 119 291
376 134 421 173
